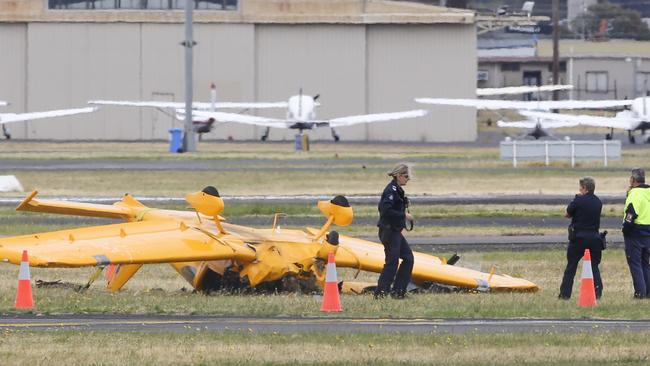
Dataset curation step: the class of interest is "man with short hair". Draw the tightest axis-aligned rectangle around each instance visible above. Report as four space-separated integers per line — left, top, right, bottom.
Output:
623 168 650 299
559 176 604 299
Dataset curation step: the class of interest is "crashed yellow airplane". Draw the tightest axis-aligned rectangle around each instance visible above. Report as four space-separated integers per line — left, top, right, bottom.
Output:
0 187 538 294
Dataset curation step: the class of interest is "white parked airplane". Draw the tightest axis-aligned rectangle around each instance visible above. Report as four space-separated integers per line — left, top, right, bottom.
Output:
0 105 98 139
476 84 573 96
90 84 290 113
416 93 649 143
93 87 427 141
183 91 428 141
89 84 295 139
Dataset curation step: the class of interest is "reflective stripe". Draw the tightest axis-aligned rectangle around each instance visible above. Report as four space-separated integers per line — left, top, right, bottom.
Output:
624 187 650 225
325 262 338 283
18 261 30 280
581 259 593 279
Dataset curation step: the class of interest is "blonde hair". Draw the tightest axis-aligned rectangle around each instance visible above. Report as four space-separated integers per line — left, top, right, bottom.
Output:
388 163 410 178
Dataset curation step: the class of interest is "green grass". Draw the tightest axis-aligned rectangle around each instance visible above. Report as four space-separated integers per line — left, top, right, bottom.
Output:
0 167 637 198
0 250 642 319
0 141 647 198
1 331 649 365
0 201 625 238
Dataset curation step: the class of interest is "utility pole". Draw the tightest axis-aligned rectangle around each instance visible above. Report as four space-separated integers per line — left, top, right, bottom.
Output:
182 0 196 152
552 0 560 101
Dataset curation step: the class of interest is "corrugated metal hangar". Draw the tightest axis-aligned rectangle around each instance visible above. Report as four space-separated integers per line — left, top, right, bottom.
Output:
0 0 477 141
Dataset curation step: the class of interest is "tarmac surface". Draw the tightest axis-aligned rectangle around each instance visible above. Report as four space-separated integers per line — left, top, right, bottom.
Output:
0 193 628 205
1 314 649 334
0 194 625 251
0 157 639 173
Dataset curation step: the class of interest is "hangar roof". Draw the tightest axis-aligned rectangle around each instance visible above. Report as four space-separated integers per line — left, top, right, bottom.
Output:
0 0 474 24
537 39 650 58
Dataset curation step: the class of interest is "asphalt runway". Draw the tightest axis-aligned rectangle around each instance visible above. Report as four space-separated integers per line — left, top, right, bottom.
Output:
0 193 627 205
0 194 625 251
1 314 649 333
0 158 638 173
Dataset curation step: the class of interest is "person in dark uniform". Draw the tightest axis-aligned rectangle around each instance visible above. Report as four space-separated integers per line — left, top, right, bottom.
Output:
622 168 650 299
559 176 604 299
374 163 414 299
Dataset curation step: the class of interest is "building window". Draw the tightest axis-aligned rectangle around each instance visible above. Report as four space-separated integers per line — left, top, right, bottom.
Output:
636 72 650 96
48 0 237 10
547 61 566 72
585 71 608 93
501 62 520 71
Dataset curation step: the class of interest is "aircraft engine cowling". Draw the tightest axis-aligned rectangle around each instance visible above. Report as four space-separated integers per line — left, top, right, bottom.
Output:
312 196 353 242
185 186 224 218
316 231 340 259
317 195 353 227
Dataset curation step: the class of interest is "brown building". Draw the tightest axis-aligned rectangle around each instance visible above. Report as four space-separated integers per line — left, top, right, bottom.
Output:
478 39 650 101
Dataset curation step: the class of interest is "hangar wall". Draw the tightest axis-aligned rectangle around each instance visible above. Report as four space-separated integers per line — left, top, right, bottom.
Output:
3 21 476 141
0 24 27 137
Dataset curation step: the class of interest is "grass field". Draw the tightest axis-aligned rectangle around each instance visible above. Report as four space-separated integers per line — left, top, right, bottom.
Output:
0 201 623 237
1 168 640 197
0 141 647 365
0 141 647 197
1 331 650 365
0 250 642 319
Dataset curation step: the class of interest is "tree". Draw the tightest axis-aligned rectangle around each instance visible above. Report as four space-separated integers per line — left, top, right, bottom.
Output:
571 2 650 40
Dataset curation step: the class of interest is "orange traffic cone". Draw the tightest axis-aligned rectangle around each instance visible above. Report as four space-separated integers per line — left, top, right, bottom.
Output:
578 249 597 307
320 252 342 312
15 250 34 309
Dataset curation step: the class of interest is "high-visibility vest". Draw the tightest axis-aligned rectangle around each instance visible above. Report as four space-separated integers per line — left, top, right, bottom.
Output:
624 186 650 225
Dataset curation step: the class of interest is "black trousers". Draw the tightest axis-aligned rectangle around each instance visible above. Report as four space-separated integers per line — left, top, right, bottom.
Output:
375 227 414 295
624 236 650 297
559 234 603 299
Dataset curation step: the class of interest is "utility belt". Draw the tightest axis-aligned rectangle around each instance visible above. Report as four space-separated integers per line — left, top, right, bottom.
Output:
379 223 405 232
568 225 597 240
568 224 607 249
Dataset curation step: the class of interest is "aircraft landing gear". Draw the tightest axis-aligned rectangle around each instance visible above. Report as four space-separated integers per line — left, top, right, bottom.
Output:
331 128 340 142
605 128 613 140
2 125 10 140
261 127 270 141
628 130 636 144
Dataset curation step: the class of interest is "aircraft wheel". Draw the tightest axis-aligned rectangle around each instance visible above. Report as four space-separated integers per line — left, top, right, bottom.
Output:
261 135 267 142
605 133 612 140
629 135 636 144
333 135 340 142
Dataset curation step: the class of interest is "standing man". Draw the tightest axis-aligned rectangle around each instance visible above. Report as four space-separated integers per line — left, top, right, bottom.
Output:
623 168 650 299
374 163 414 299
559 176 603 300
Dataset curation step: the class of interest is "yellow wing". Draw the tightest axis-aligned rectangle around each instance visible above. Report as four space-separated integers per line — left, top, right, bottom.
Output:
0 219 256 267
16 190 144 220
335 233 538 292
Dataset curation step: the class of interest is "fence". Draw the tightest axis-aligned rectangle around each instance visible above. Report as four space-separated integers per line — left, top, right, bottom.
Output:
500 140 621 167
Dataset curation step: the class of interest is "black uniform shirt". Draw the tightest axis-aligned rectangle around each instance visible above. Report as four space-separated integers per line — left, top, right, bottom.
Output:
377 180 406 230
567 192 602 232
